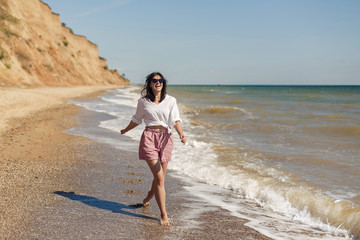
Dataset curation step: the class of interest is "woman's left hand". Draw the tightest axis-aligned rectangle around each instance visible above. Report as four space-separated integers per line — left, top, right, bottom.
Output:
180 135 187 144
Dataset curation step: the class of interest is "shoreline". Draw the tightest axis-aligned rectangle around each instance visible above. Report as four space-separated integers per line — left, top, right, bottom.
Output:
0 86 123 135
0 86 121 239
0 86 272 239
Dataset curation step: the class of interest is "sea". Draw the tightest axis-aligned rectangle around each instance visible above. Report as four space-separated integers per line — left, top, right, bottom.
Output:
67 85 360 240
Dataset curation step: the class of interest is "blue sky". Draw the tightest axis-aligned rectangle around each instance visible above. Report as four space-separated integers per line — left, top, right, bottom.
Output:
42 0 360 85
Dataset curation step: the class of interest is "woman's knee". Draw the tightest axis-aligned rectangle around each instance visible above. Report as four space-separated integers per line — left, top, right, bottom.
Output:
146 160 165 185
154 173 165 186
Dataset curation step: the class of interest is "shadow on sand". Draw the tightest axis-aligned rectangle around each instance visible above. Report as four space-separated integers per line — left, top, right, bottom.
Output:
54 191 158 221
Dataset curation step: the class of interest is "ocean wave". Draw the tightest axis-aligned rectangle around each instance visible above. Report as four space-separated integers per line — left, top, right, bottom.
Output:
170 140 359 238
180 104 254 119
189 119 215 128
224 99 246 105
305 125 360 137
205 106 248 114
324 114 351 119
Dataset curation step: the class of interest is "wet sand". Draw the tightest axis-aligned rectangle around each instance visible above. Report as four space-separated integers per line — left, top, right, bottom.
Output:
0 87 271 239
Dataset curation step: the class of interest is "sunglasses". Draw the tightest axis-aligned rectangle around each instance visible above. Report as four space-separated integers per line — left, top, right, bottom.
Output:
151 79 164 84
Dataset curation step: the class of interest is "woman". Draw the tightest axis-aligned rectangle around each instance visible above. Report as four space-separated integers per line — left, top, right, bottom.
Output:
120 72 186 226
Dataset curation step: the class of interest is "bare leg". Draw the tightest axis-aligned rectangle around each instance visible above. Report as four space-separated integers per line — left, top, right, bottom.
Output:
142 180 155 207
145 160 170 226
143 162 168 206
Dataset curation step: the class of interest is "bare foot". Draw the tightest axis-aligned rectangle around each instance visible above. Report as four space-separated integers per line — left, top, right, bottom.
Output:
142 190 153 207
160 215 171 226
142 196 150 207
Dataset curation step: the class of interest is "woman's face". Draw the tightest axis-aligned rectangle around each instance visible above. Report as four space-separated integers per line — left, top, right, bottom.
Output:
150 75 163 94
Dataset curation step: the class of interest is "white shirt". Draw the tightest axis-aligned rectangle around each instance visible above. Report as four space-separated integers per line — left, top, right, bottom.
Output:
132 95 182 131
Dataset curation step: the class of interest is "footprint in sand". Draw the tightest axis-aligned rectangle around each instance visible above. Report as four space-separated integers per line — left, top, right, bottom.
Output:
124 165 138 169
127 172 144 176
123 189 140 194
122 178 143 184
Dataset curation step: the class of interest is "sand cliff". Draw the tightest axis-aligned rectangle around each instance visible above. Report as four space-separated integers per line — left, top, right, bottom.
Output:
0 0 129 87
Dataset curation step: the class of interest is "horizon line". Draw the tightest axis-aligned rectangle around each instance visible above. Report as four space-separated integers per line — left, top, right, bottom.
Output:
131 83 360 87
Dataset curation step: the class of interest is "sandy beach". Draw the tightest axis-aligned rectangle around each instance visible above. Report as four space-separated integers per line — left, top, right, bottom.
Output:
0 86 271 239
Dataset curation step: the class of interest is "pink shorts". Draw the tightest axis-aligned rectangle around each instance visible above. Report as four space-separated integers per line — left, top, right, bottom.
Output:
139 127 173 163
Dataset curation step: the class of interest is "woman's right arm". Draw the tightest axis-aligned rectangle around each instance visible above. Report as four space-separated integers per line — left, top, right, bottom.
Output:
121 98 143 134
120 121 139 134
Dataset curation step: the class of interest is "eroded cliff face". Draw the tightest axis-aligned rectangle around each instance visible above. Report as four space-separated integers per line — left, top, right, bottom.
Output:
0 0 129 87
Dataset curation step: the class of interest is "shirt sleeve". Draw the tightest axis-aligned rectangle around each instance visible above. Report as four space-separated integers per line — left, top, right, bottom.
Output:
169 98 182 127
131 98 144 124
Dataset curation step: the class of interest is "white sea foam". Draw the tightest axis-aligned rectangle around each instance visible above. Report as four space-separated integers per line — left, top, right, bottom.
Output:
171 173 351 240
170 137 352 239
67 86 143 152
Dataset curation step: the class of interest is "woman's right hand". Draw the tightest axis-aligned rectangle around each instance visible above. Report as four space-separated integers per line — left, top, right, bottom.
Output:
121 121 139 135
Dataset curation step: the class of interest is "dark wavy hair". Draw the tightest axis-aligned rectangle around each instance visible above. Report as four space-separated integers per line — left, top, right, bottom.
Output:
141 72 167 102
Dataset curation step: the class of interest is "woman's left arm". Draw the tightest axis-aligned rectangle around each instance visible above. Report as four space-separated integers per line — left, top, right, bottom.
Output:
174 120 186 144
